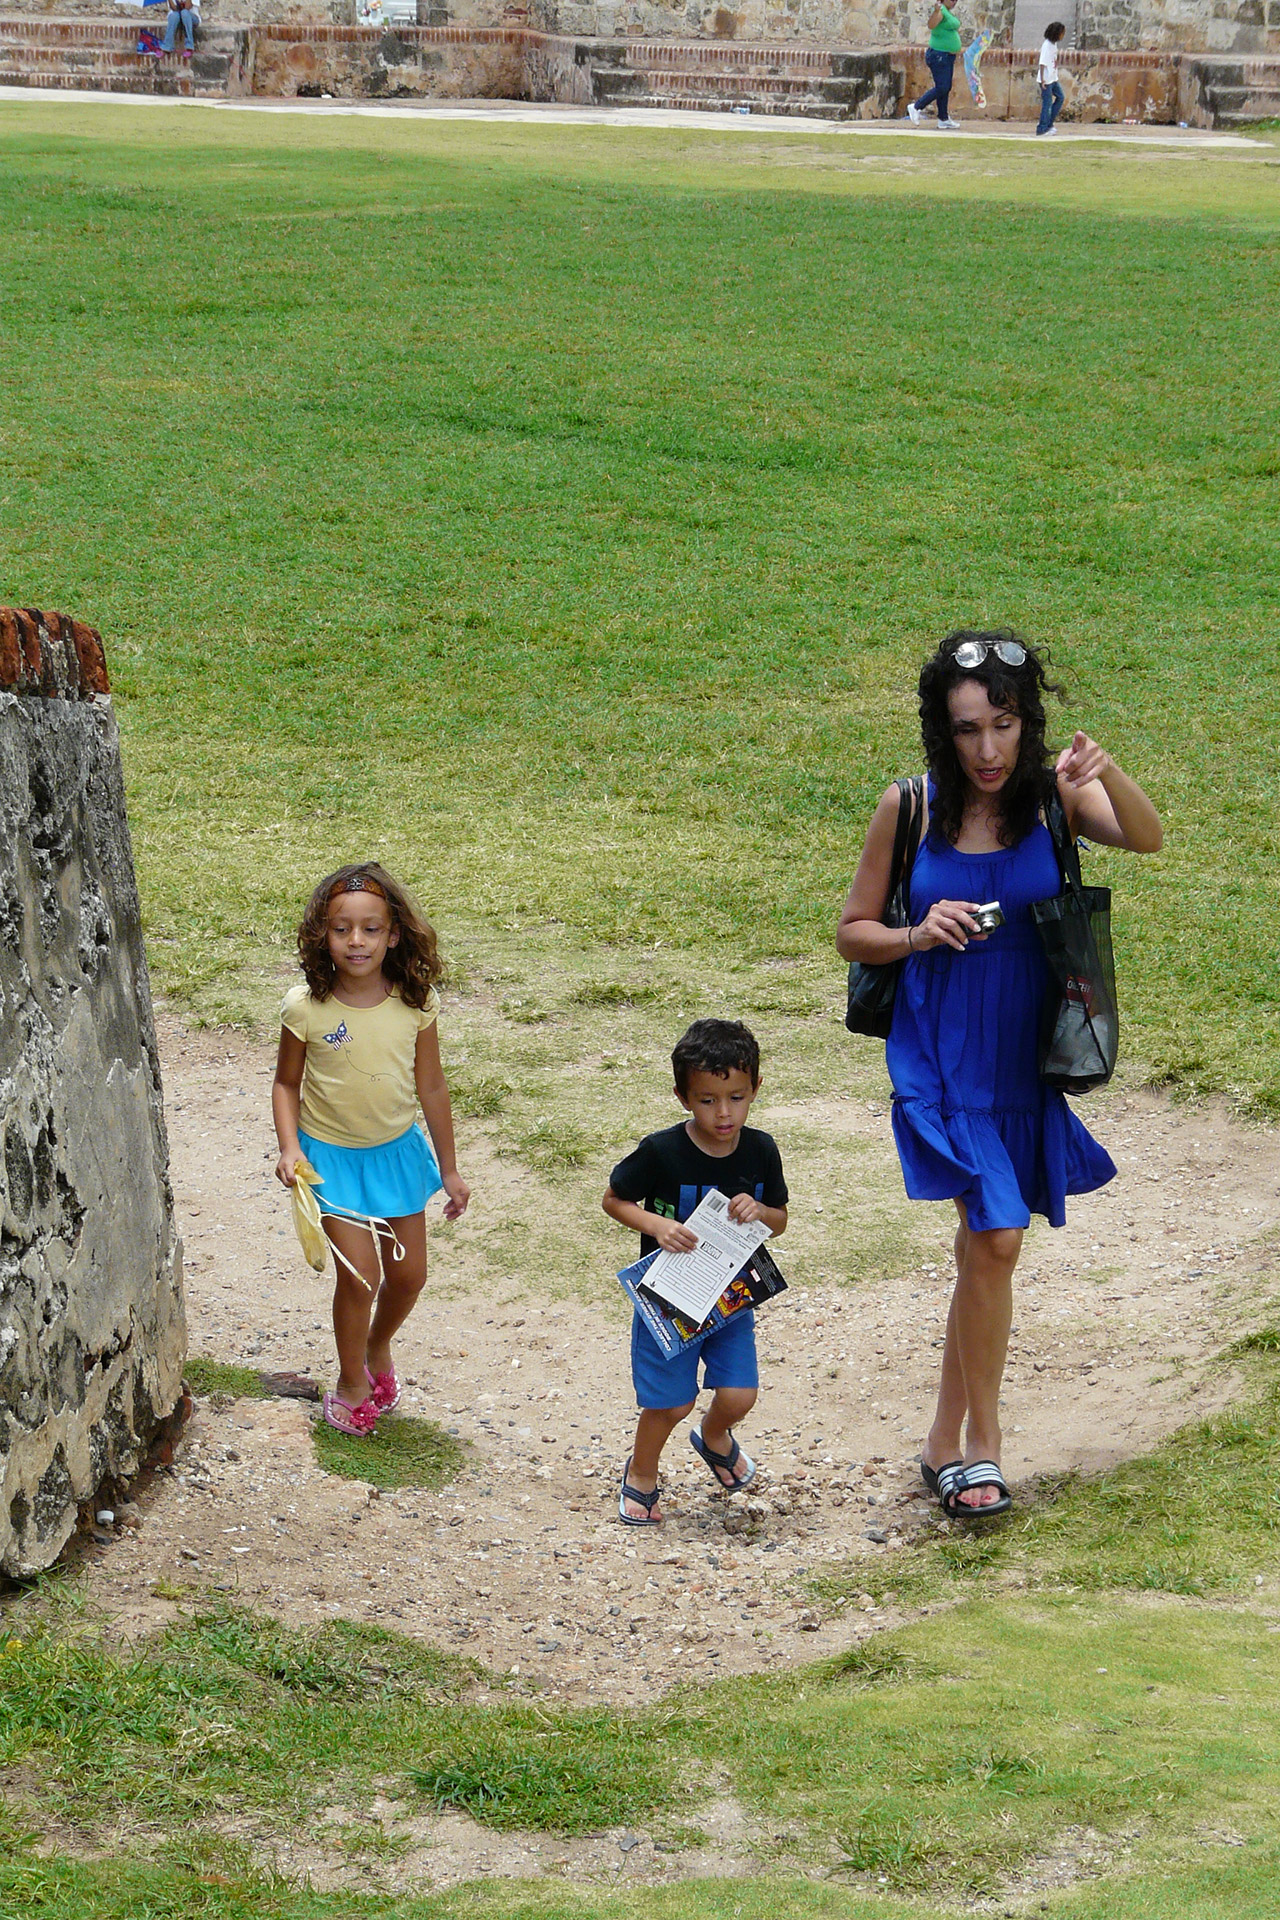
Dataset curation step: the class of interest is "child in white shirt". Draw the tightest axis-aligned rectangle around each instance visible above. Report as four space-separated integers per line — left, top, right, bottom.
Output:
1037 21 1066 136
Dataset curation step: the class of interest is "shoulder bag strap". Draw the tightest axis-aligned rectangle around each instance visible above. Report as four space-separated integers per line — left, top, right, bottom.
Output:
1044 785 1085 895
885 778 913 899
902 775 925 874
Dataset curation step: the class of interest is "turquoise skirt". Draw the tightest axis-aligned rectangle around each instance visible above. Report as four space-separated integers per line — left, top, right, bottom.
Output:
297 1123 442 1221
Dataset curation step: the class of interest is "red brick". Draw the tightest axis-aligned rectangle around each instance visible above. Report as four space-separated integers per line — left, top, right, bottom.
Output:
70 619 110 695
0 608 20 689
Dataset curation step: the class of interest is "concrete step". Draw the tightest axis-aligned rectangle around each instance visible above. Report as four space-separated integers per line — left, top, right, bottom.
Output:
605 88 851 118
626 70 833 94
0 20 241 93
1205 83 1280 117
589 43 894 117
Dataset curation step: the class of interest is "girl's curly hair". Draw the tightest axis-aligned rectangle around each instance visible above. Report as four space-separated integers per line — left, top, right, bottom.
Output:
918 630 1065 849
296 863 443 1008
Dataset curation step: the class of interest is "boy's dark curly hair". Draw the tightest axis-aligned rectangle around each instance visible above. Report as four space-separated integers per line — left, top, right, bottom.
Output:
296 862 443 1008
918 630 1064 850
672 1018 761 1097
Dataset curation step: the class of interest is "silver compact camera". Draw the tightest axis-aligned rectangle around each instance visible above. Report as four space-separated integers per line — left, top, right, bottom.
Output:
971 901 1005 934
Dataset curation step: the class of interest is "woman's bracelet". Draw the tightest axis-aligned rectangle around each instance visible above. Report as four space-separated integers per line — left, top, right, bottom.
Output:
907 923 916 952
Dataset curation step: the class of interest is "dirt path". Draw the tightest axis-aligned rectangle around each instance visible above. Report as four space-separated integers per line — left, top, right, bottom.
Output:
78 1007 1279 1710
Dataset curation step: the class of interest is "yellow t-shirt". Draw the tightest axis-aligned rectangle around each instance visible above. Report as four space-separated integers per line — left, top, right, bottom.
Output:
281 982 440 1149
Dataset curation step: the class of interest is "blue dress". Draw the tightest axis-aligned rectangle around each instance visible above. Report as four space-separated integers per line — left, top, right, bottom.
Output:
887 806 1115 1231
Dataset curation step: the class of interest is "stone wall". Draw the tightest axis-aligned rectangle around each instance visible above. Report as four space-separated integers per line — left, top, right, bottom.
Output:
522 0 1015 45
1078 0 1278 53
0 608 184 1579
898 43 1181 116
2 0 1277 48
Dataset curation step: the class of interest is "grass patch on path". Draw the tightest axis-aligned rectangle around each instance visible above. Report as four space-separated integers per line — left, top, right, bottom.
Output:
0 106 1277 1107
183 1356 274 1401
312 1410 468 1490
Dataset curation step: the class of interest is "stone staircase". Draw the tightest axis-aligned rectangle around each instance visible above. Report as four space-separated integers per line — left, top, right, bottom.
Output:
587 40 899 120
0 17 246 94
1191 57 1280 125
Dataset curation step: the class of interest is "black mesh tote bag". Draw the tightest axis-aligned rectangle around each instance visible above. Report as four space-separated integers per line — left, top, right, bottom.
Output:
845 777 925 1039
1030 791 1118 1093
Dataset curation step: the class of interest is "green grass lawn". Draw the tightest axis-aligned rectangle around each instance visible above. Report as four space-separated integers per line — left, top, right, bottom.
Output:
3 100 1280 1919
0 103 1277 1107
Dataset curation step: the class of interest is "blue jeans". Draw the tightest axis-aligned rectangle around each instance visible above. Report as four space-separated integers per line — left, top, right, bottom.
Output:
1037 80 1064 133
161 7 196 50
915 48 955 119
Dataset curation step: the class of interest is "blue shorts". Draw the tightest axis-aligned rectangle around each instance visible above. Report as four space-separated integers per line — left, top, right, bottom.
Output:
297 1123 442 1220
630 1308 758 1411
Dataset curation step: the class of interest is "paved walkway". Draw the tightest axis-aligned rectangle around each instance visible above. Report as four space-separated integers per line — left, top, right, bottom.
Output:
0 83 1262 148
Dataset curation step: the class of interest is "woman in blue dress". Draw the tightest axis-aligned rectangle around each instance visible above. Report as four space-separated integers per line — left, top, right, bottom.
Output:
838 632 1162 1518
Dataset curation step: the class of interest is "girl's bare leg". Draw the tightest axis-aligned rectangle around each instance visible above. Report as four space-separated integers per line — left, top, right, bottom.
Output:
325 1216 381 1407
923 1200 1021 1509
366 1212 427 1379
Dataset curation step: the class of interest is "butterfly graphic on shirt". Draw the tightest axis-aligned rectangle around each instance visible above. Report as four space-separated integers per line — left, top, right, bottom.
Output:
323 1021 351 1049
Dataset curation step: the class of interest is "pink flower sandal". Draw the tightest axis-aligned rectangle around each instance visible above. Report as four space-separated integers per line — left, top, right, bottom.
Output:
322 1391 379 1437
365 1364 401 1414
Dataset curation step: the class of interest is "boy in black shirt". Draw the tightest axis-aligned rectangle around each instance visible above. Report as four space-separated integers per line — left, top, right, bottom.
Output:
604 1018 788 1526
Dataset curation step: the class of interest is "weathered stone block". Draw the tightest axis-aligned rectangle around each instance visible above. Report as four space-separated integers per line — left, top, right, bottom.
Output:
0 608 184 1578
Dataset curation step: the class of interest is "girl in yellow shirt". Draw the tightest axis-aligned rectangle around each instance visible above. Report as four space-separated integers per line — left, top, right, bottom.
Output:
273 863 470 1435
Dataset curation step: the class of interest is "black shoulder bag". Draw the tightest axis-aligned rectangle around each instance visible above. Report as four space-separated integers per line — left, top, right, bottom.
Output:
1029 792 1119 1093
844 776 925 1039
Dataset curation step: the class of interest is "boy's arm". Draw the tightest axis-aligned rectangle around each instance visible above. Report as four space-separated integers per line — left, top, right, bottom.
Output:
415 1024 470 1219
602 1185 699 1254
726 1196 788 1236
272 1029 307 1186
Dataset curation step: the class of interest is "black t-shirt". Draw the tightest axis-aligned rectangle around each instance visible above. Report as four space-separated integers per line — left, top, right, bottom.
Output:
608 1122 788 1256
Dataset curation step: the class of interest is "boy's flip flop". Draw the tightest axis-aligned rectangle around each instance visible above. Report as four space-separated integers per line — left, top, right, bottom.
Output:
690 1426 756 1492
618 1458 662 1526
322 1392 379 1437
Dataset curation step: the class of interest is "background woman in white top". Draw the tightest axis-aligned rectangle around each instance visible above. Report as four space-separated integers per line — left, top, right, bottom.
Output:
1037 21 1066 136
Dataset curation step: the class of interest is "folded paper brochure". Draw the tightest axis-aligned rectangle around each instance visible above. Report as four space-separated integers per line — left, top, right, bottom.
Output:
618 1243 788 1359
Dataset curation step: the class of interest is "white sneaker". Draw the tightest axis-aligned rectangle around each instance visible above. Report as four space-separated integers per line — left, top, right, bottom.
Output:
907 102 921 124
939 118 960 128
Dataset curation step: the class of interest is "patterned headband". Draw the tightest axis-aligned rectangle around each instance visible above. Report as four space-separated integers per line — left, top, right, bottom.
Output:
330 874 386 900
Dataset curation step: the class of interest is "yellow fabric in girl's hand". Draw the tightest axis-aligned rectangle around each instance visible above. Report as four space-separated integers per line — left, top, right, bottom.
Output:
291 1159 329 1272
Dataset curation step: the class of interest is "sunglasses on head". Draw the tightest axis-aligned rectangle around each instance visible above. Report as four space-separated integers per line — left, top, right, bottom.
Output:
950 637 1028 670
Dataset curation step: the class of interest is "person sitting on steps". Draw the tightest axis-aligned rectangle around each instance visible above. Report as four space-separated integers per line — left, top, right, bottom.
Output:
161 0 200 61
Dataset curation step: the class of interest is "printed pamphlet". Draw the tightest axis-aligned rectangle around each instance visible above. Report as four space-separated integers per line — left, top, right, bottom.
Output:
618 1243 788 1359
639 1188 772 1324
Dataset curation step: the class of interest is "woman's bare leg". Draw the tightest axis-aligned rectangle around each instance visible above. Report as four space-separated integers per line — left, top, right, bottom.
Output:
923 1200 1021 1509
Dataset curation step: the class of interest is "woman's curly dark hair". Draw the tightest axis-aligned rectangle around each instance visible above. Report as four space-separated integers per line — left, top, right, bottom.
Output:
918 630 1065 849
296 862 443 1008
